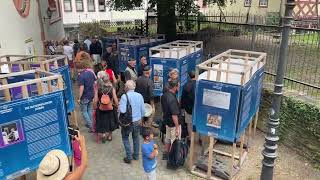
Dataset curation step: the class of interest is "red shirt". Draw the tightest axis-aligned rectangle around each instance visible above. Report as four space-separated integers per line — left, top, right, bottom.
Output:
105 68 115 82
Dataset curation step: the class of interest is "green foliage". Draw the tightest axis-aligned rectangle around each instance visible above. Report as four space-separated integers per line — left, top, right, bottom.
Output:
258 90 320 168
79 22 107 37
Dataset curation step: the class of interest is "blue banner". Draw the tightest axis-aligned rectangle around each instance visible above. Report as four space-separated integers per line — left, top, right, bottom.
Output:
193 79 241 142
50 65 75 113
0 91 71 179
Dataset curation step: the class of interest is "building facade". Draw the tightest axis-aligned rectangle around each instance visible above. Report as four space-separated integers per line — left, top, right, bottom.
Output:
0 0 65 56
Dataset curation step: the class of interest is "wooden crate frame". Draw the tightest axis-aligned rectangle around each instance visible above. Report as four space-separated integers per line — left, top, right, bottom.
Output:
0 55 68 73
118 34 166 46
0 69 64 101
196 49 266 86
189 112 259 180
149 40 203 59
0 55 78 126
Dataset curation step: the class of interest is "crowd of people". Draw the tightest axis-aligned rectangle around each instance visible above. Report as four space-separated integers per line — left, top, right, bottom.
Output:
38 35 198 180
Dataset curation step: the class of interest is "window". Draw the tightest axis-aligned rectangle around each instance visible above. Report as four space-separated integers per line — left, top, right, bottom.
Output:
87 0 95 12
244 0 251 7
98 0 106 11
63 0 72 12
76 0 84 11
259 0 268 7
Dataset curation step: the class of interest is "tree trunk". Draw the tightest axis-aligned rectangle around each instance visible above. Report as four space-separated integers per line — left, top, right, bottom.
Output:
157 0 177 41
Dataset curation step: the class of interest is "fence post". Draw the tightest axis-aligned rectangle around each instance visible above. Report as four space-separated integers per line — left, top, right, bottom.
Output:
251 16 257 51
197 13 201 31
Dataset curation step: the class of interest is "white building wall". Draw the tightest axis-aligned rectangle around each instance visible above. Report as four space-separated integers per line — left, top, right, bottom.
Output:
0 0 43 55
60 0 147 25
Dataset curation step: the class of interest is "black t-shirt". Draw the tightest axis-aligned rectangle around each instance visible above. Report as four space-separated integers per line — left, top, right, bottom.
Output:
135 75 154 103
181 80 196 114
161 91 180 127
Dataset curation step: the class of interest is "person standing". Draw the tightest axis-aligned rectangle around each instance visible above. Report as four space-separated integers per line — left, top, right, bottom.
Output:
124 59 138 82
73 39 80 57
161 79 181 160
63 40 75 79
135 66 154 125
181 71 196 144
138 55 148 77
119 80 145 164
90 36 102 65
94 71 119 142
84 36 91 52
77 56 96 132
141 127 158 180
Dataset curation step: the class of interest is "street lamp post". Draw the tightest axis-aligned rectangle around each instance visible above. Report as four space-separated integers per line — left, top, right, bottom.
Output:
260 0 295 180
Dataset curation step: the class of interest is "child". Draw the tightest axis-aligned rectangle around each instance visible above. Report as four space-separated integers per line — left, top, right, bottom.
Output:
141 127 158 180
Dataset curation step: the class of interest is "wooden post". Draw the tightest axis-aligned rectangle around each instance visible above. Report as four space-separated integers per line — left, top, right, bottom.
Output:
64 57 68 66
47 80 53 92
1 78 11 101
188 132 195 171
229 143 236 180
248 121 252 151
54 60 59 69
239 134 245 166
35 73 43 95
253 110 259 137
207 136 214 178
57 77 64 90
40 63 45 71
22 85 29 98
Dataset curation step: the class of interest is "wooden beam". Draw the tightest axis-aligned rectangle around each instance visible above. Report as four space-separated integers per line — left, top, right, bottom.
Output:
207 136 214 178
1 78 11 101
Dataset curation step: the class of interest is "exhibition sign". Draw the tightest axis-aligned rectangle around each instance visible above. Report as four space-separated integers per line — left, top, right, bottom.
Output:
0 91 71 179
193 79 241 142
51 65 75 113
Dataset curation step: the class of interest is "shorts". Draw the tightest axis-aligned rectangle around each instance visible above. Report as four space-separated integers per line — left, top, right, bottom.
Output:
146 169 156 180
184 110 192 124
165 125 181 144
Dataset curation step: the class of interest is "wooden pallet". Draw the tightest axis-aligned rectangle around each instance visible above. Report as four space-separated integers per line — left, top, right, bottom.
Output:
189 112 259 180
0 55 78 127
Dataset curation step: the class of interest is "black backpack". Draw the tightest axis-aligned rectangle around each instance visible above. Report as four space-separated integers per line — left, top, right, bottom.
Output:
167 139 189 170
118 93 132 127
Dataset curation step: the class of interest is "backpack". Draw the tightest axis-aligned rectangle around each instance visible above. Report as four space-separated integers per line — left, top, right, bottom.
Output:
167 139 189 170
118 93 133 127
99 88 113 111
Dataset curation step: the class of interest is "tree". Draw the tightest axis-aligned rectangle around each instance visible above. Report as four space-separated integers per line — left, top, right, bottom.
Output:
106 0 227 41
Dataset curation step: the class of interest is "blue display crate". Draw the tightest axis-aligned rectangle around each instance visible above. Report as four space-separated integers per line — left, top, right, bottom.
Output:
193 49 266 142
149 40 203 98
118 35 166 72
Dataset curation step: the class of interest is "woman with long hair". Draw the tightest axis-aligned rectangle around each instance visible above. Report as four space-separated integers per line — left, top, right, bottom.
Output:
94 71 119 142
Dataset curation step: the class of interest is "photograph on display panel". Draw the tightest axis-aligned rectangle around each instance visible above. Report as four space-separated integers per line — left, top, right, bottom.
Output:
0 121 24 148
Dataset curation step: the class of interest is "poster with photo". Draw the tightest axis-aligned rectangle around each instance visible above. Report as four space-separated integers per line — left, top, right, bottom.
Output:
206 114 222 129
0 121 24 148
153 64 163 91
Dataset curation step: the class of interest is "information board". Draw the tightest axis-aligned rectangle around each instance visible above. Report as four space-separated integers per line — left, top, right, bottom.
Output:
0 91 71 179
51 65 75 113
193 79 241 142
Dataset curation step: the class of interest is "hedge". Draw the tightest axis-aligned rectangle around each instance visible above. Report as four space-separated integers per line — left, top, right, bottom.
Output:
257 90 320 169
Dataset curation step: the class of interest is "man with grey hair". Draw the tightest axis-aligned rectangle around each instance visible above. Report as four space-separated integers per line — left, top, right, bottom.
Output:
119 80 145 164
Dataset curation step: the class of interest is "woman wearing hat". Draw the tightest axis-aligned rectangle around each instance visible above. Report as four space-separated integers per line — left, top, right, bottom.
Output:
37 135 88 180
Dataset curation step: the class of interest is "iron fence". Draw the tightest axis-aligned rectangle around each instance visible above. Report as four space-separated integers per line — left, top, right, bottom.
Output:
147 15 320 101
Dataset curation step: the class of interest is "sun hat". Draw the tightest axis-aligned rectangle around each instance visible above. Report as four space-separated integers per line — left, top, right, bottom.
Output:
37 150 69 180
144 103 153 117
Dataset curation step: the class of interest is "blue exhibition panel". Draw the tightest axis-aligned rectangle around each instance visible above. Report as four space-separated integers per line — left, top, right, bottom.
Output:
51 65 75 113
150 49 203 98
193 79 241 142
0 91 71 179
236 67 264 138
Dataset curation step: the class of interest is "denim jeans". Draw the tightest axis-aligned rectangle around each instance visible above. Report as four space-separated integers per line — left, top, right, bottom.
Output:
121 121 141 160
80 99 93 129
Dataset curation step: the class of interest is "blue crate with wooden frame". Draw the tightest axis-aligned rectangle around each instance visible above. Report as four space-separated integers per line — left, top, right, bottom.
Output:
193 49 266 142
118 34 166 73
149 40 203 98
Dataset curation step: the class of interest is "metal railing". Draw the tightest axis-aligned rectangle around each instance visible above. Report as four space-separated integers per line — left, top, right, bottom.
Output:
147 15 320 101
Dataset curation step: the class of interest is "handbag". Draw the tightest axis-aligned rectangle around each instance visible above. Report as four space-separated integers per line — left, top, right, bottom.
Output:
119 93 133 127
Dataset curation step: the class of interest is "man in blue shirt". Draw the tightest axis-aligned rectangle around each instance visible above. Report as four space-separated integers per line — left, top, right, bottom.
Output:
119 80 145 164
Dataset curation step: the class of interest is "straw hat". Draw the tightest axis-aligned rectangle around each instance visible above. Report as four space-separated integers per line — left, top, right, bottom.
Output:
144 103 153 117
37 150 69 180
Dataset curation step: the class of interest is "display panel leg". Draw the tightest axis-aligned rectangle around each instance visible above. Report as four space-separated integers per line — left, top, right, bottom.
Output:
239 134 245 166
229 143 236 180
189 132 195 171
253 111 259 138
71 111 78 127
248 121 252 151
207 136 214 179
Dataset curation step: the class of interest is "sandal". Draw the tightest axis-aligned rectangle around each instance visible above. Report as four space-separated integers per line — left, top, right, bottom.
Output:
107 134 112 141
